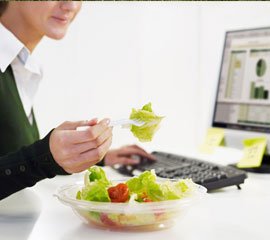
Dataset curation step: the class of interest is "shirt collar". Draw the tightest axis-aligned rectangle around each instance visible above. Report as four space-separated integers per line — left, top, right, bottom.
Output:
0 23 41 75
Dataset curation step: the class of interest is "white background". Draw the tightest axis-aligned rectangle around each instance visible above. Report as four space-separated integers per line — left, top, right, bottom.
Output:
33 1 270 154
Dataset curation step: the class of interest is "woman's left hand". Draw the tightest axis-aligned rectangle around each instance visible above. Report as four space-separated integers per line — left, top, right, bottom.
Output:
104 144 156 166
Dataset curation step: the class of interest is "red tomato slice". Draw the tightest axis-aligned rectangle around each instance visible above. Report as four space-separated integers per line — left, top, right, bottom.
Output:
108 183 129 203
100 213 118 226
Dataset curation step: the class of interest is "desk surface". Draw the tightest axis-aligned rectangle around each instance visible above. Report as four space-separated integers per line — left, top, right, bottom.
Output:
1 149 270 240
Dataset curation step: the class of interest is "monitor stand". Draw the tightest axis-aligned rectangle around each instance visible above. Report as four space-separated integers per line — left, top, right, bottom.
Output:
233 154 270 173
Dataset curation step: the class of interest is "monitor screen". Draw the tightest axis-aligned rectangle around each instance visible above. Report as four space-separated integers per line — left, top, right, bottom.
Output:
212 27 270 152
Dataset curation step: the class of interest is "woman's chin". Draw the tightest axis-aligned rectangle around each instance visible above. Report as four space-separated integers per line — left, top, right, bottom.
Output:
46 30 67 40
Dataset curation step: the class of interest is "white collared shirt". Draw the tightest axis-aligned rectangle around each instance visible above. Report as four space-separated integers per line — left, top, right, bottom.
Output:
0 23 42 124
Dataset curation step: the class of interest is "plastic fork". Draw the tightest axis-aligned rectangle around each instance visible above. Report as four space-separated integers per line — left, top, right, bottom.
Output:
76 119 145 131
110 119 145 128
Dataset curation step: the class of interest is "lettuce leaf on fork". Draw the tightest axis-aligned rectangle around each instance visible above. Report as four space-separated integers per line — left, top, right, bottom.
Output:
129 102 164 142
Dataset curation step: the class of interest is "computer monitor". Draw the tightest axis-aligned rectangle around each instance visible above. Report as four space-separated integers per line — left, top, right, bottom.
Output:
212 27 270 158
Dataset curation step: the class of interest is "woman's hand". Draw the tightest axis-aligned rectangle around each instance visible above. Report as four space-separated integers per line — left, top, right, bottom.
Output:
49 118 112 173
104 144 156 166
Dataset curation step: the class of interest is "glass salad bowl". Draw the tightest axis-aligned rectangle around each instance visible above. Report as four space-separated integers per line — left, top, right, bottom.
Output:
55 179 207 231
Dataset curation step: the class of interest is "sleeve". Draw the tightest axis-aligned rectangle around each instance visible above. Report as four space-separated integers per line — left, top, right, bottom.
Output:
0 130 68 200
96 158 105 167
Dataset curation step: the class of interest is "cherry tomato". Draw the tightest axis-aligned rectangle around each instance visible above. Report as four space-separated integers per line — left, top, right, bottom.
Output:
108 183 129 203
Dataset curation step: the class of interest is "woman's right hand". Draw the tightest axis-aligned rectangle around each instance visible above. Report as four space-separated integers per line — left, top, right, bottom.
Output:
49 118 112 173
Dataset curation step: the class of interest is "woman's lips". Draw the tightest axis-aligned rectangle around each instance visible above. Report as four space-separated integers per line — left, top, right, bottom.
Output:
52 16 69 24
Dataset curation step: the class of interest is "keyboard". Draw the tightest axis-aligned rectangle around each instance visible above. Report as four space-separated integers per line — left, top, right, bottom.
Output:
113 151 248 191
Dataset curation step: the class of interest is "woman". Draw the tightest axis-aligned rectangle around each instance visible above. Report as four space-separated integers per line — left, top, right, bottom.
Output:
0 1 155 200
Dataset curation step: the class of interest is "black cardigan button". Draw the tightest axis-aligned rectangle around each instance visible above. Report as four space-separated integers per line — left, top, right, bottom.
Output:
5 169 11 175
20 165 26 172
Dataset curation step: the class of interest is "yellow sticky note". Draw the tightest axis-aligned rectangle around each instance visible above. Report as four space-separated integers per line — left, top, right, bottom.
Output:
237 137 267 168
199 128 225 154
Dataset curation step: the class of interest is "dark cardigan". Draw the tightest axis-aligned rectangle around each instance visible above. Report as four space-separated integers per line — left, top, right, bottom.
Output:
0 66 67 200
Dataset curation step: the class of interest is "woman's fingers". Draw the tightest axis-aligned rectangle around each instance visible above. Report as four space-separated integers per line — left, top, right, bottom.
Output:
117 146 156 161
78 136 112 163
71 127 113 154
65 136 113 170
129 144 150 155
60 118 111 144
87 118 111 140
57 120 91 130
88 118 98 126
49 118 113 173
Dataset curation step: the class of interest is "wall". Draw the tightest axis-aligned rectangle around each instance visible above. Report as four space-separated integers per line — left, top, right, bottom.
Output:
35 2 200 153
34 2 270 154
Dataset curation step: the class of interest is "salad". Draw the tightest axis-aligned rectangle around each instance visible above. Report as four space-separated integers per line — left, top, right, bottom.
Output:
76 166 196 203
55 166 206 230
73 166 199 229
129 102 164 142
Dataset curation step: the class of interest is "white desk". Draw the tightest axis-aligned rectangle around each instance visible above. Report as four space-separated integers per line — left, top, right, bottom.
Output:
1 149 270 240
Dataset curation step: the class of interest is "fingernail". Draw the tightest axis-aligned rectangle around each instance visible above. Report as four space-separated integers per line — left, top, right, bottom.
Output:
105 119 110 126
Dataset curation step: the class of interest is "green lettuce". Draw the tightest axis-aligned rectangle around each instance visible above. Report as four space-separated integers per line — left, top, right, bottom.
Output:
126 170 158 201
145 181 165 201
126 170 194 201
77 166 111 202
129 102 164 142
126 170 156 193
80 181 111 202
88 166 110 185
